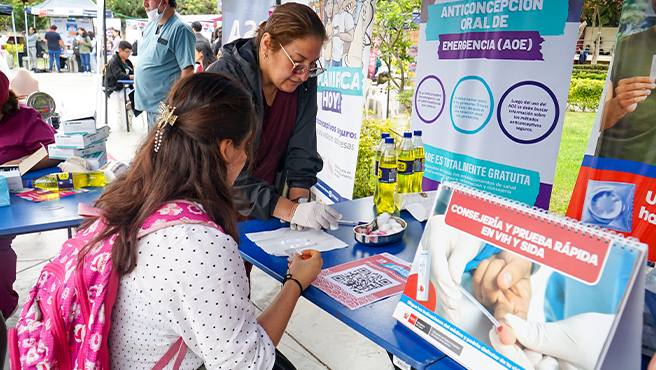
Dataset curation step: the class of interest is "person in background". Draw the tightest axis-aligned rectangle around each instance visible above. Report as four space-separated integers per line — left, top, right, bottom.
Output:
110 27 122 54
44 25 64 73
88 31 97 73
26 27 37 71
135 0 195 131
211 27 222 57
104 41 137 121
192 21 209 44
0 70 61 321
577 46 587 64
103 72 321 369
207 3 339 229
76 27 92 74
194 41 216 72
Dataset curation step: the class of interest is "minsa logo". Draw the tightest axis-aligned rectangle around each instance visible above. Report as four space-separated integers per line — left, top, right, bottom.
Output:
322 89 342 113
409 314 417 325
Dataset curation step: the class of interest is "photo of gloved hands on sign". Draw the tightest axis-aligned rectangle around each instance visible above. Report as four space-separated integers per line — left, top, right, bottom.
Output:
405 189 636 370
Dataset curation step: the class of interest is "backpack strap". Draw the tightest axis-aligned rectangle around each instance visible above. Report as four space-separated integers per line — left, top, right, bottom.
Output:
137 200 222 238
79 202 103 217
78 201 222 238
152 337 187 370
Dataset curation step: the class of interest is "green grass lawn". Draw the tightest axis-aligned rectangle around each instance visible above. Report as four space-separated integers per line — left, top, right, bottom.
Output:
548 112 596 215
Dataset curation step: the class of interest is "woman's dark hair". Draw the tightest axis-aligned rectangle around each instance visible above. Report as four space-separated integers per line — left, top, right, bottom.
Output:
88 31 95 40
79 73 257 276
79 27 88 38
255 2 327 52
196 41 217 70
1 89 19 116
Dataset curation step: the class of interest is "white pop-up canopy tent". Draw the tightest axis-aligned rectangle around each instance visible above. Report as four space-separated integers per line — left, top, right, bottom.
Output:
26 0 98 18
0 4 19 67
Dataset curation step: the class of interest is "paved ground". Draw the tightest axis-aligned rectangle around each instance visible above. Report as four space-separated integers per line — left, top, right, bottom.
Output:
4 70 395 370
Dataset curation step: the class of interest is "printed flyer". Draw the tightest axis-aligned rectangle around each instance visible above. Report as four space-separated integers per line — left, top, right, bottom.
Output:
410 0 583 209
393 182 646 370
310 0 376 204
312 252 411 309
566 0 656 261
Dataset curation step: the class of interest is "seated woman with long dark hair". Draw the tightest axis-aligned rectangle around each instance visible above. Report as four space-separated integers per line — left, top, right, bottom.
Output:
87 72 323 369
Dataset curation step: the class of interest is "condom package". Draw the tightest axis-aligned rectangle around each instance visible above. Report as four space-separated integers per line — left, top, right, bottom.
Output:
581 179 635 232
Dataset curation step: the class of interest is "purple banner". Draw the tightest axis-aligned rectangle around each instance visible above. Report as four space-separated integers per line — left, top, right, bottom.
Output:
322 90 342 113
438 31 544 61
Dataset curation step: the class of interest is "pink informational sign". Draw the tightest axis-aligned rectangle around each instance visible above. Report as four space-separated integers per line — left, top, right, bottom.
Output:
312 252 411 310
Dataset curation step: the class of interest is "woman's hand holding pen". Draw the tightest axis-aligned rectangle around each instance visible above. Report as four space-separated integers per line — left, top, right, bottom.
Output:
288 250 323 290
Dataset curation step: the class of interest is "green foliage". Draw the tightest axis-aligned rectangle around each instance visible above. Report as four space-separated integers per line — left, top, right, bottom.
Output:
549 112 596 215
397 89 413 112
567 78 605 112
572 64 609 72
372 0 420 97
177 0 217 16
571 70 607 80
582 0 623 28
107 0 147 20
107 0 217 28
353 111 400 199
0 0 49 35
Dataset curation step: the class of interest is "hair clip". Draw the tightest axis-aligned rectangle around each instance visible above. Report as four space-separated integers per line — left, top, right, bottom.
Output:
153 102 178 153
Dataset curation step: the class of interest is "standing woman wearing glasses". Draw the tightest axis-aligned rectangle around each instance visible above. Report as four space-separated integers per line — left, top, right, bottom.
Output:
207 3 341 231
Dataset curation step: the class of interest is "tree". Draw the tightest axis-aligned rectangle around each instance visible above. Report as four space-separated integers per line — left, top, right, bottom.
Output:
581 0 623 64
106 0 217 27
0 0 50 35
372 0 420 113
177 0 217 15
107 0 146 20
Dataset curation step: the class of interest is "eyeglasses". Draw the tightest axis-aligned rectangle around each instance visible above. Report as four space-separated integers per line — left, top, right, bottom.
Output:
280 44 326 78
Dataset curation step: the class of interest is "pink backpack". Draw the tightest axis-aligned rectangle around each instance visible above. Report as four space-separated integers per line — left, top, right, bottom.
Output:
8 201 222 370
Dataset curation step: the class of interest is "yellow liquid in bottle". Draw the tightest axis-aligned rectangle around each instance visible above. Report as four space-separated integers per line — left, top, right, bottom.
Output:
377 149 397 214
412 146 424 192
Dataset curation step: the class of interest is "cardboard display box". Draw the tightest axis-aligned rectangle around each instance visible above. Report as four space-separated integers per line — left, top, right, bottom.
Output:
54 126 109 149
60 115 96 135
82 150 108 170
48 141 107 160
0 146 49 190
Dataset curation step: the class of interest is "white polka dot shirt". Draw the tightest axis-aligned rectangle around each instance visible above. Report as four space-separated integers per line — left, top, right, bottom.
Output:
108 225 276 370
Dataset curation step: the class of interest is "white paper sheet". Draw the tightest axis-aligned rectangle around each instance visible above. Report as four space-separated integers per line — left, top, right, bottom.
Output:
245 228 349 257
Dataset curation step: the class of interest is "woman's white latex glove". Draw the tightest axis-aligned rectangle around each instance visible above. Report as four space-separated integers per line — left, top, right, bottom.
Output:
496 312 615 370
290 202 341 230
421 215 484 323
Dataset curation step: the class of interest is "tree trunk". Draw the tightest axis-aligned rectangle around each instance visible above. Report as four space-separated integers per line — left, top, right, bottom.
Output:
578 21 587 39
591 9 601 65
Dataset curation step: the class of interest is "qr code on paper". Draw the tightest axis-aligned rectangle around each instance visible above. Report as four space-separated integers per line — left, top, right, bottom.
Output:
327 265 400 298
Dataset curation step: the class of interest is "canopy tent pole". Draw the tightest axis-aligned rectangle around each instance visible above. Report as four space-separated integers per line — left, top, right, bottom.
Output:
11 11 18 69
96 0 108 126
24 10 30 70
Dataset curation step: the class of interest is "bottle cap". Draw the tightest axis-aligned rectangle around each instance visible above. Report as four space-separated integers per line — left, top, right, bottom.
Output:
385 138 394 144
381 133 390 138
26 180 33 188
414 130 422 136
404 132 412 138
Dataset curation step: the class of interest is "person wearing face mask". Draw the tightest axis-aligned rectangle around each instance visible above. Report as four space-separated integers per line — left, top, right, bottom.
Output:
206 3 341 232
134 0 195 130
